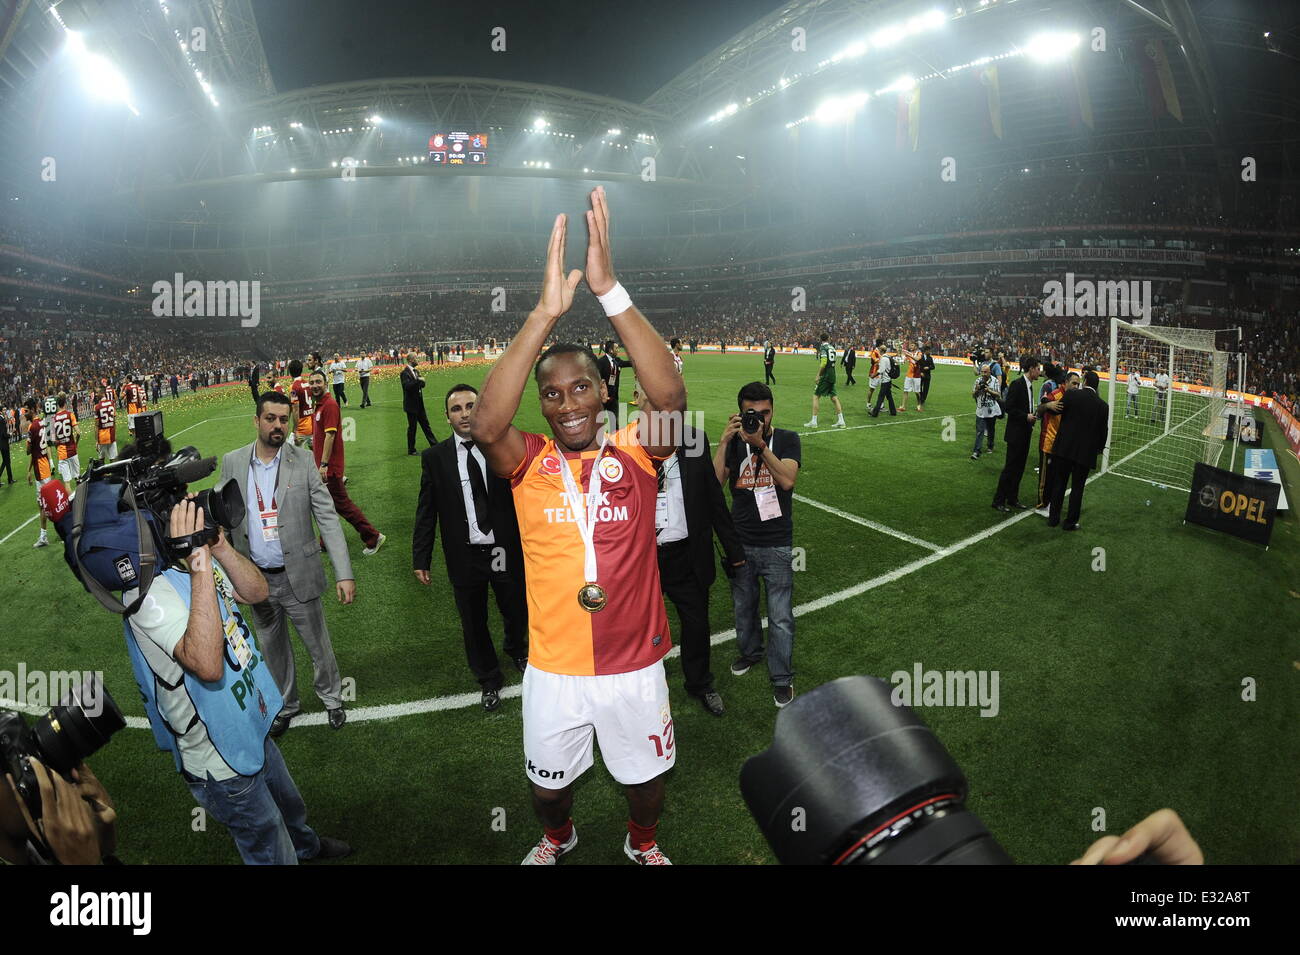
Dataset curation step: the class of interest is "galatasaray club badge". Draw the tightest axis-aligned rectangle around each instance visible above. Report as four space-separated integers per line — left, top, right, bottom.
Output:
578 582 608 613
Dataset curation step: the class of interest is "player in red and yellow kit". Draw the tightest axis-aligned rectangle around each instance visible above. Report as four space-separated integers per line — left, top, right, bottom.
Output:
288 359 314 448
94 389 118 461
50 394 80 488
23 398 54 548
473 188 686 865
1035 369 1079 511
310 371 384 554
899 342 923 412
866 338 883 408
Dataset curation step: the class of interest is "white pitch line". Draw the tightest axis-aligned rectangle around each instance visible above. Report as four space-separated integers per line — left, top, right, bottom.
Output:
0 513 39 546
798 412 974 437
793 494 943 552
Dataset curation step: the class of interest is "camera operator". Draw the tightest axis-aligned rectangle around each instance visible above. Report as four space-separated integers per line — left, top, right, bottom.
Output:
2 757 117 865
714 382 801 708
971 363 1001 460
115 482 351 864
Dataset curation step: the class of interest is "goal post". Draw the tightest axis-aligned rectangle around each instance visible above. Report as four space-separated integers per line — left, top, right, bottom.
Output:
1104 318 1230 493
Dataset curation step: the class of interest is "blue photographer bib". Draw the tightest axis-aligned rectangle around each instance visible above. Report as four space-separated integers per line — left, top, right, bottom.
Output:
124 565 281 776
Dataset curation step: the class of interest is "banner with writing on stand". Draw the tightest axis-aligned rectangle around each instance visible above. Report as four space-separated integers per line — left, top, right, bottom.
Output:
1184 463 1280 547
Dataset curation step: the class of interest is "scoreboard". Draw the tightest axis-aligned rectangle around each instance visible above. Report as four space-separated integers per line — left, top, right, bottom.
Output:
428 131 488 166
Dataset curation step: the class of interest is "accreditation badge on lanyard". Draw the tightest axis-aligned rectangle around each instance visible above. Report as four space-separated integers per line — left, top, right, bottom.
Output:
253 455 280 543
740 442 782 522
213 565 254 670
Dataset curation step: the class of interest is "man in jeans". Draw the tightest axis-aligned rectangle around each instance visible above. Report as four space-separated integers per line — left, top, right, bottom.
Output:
713 381 802 708
971 363 1001 460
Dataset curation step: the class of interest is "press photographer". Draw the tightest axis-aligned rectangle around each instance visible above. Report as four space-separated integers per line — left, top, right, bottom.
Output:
62 412 352 865
1 674 124 865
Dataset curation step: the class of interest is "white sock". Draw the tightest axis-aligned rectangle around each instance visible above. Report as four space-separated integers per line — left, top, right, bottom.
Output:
808 417 818 426
836 414 845 424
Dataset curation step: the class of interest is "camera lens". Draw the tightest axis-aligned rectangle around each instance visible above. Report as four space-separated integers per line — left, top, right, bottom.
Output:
30 674 126 777
740 675 1011 865
194 479 245 531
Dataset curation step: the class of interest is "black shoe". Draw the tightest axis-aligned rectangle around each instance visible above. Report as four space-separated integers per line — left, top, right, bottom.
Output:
992 502 1010 513
308 836 354 862
327 707 346 730
1009 502 1029 510
269 713 293 738
1062 522 1079 532
482 689 501 712
1046 518 1060 528
512 657 528 674
970 451 981 460
407 449 418 456
730 656 761 676
694 690 725 717
774 685 795 708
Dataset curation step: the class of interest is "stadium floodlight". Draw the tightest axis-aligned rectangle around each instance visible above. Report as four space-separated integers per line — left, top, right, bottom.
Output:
832 40 867 62
880 75 917 95
814 91 869 124
870 25 905 47
63 31 140 115
289 121 302 129
533 117 548 129
607 128 621 136
368 114 382 123
1025 31 1081 63
289 167 296 173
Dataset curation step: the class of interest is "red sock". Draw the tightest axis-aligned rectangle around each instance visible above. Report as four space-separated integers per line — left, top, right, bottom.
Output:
628 819 658 852
544 819 574 846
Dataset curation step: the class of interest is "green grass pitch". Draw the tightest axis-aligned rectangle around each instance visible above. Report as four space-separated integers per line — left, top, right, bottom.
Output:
1 355 1296 865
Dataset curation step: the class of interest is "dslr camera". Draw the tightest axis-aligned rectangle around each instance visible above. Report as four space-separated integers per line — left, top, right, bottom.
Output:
741 408 765 435
0 674 125 820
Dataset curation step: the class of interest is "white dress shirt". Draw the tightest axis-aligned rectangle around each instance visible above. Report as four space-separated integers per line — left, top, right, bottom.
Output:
458 439 496 545
656 452 689 544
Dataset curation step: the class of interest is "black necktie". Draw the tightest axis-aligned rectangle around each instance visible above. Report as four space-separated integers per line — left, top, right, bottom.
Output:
463 440 492 535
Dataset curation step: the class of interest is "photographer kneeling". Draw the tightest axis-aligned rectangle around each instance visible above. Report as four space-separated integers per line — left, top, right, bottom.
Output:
120 496 352 865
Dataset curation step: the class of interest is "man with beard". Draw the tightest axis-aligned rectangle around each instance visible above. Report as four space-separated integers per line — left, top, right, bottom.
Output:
309 371 386 556
472 187 685 865
221 391 356 736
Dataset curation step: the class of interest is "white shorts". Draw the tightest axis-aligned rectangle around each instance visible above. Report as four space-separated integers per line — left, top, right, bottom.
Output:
58 456 80 482
869 376 881 388
98 442 118 460
522 659 675 789
903 377 921 393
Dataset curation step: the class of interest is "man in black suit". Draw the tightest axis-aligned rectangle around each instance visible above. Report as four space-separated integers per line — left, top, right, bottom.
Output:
763 341 776 385
1046 370 1110 531
641 396 746 716
413 383 527 711
992 355 1043 512
841 346 857 386
401 352 438 455
596 340 633 428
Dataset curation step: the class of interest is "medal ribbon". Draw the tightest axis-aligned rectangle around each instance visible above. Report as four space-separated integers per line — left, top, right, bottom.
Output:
557 434 608 584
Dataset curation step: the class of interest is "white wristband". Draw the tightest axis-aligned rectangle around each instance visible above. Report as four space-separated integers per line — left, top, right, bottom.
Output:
596 282 633 317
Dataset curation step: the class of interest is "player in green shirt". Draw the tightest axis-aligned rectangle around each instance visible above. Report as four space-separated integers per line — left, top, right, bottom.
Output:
804 331 846 428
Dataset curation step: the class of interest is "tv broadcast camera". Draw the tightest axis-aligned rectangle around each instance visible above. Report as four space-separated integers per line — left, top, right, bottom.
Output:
65 410 245 616
740 676 1012 864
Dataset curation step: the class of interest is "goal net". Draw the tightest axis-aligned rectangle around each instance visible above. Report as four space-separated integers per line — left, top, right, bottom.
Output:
1104 319 1229 493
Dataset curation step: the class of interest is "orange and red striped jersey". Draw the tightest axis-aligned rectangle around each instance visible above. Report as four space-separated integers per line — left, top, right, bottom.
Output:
51 410 78 459
28 419 50 480
1040 384 1067 452
508 423 671 676
95 399 116 445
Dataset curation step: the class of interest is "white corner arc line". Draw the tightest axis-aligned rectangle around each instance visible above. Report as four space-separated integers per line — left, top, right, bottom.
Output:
793 494 942 552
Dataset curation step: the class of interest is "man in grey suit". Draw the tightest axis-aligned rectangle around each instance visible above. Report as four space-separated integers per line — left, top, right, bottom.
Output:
221 391 356 736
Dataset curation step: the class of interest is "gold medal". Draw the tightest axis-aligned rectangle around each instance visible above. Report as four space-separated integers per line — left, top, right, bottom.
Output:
578 582 608 613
